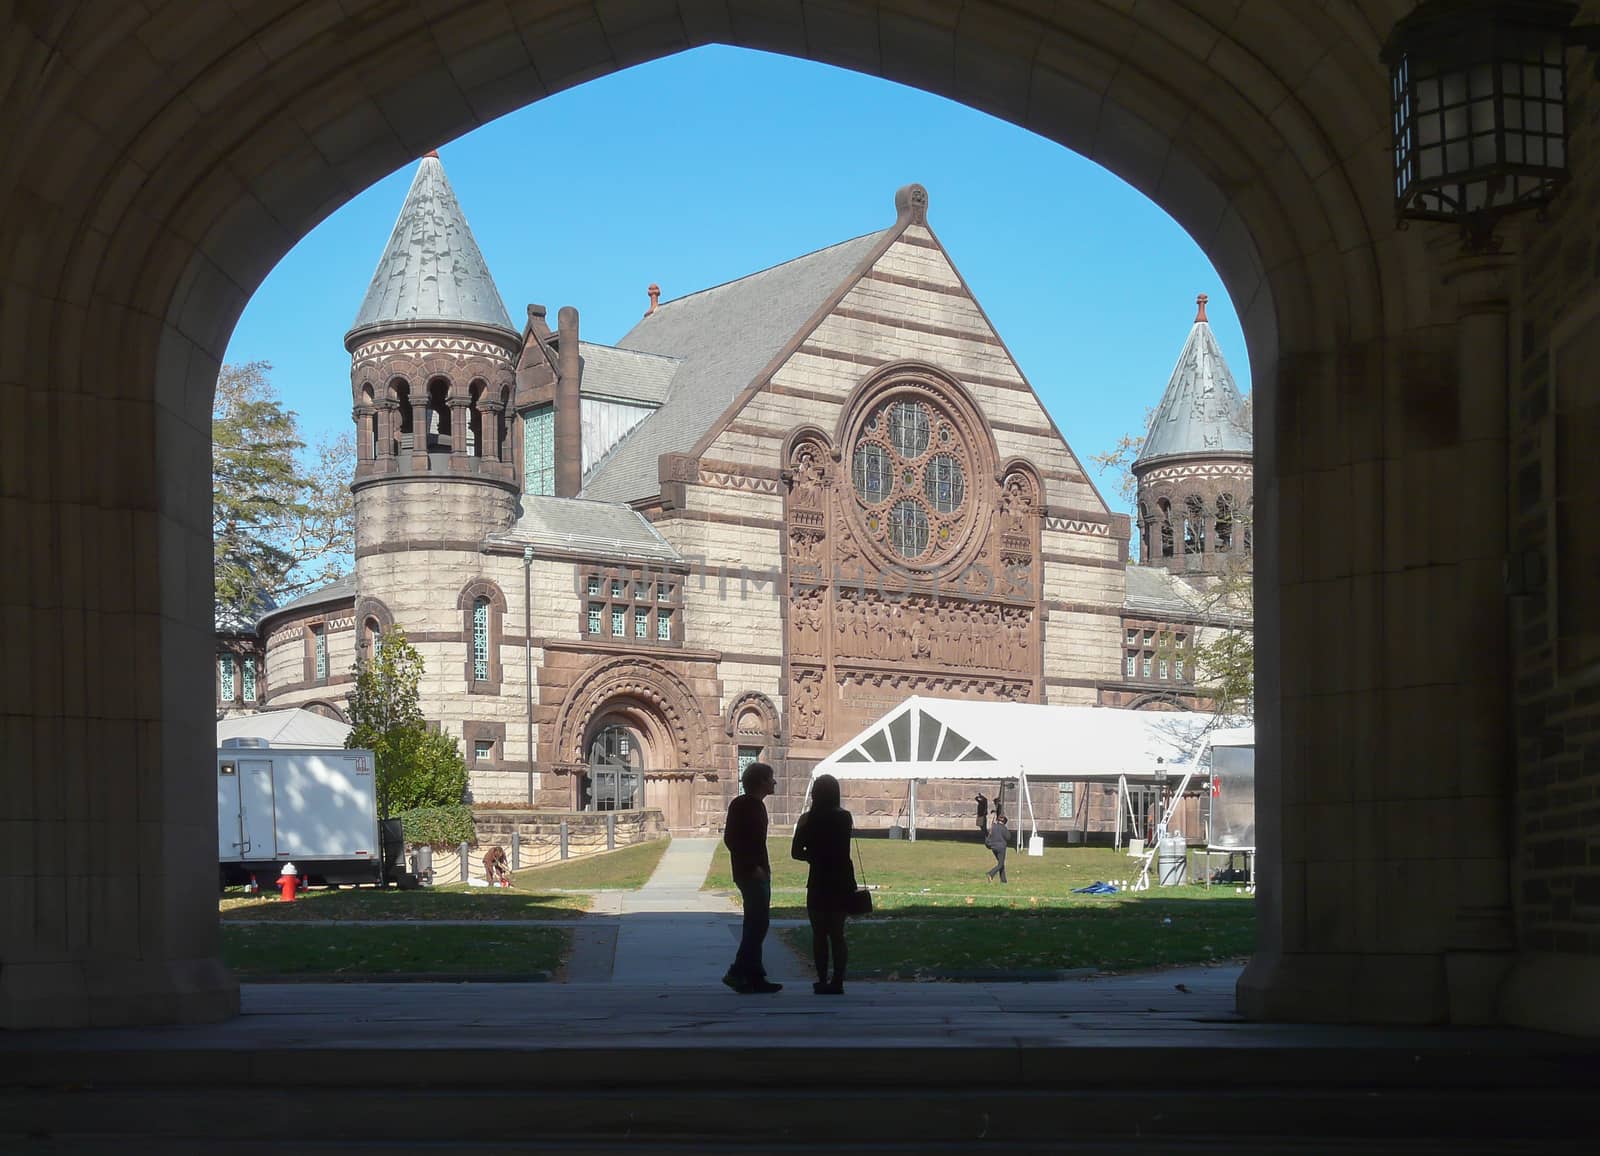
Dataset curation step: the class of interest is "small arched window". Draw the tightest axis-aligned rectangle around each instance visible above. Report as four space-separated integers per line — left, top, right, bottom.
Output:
1215 493 1234 552
393 381 412 452
1184 495 1206 555
468 382 485 458
471 597 490 682
1158 498 1174 558
363 616 381 662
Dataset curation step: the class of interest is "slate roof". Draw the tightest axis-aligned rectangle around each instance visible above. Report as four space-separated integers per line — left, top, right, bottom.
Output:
1123 564 1251 627
1136 310 1251 466
578 229 892 504
488 496 681 562
347 155 515 340
1123 565 1204 617
577 341 679 406
263 573 359 619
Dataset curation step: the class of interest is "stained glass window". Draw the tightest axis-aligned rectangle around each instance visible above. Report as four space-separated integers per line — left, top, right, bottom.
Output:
524 404 555 495
889 401 930 457
313 628 327 681
218 656 234 702
889 500 929 558
242 657 256 702
475 740 493 762
657 609 672 641
472 597 489 681
924 454 964 513
588 604 603 634
635 609 648 639
587 575 601 596
611 606 625 636
852 444 890 504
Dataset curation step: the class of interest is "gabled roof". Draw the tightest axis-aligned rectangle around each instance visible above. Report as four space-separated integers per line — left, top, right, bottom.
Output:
347 154 515 341
577 341 679 406
486 495 681 562
578 229 892 503
1136 296 1251 467
814 696 1211 782
263 573 359 620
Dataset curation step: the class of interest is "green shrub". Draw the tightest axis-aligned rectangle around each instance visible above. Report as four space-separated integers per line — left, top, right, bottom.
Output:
396 804 476 849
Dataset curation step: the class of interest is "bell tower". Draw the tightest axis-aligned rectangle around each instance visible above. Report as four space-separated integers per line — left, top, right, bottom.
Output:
346 151 521 552
1132 294 1254 578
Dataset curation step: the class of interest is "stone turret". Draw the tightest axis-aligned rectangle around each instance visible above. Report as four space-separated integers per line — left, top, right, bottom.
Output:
346 152 521 552
1133 294 1253 576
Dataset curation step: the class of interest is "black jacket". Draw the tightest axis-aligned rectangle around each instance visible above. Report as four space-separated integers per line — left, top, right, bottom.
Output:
791 806 857 911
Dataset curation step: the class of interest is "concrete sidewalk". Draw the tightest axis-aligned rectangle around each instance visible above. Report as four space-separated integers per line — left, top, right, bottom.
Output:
571 837 809 985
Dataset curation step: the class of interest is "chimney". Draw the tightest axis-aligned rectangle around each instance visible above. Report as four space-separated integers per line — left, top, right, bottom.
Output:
555 306 583 497
645 283 660 317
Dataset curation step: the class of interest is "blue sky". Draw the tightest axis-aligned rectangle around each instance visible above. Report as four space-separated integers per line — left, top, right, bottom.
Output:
223 45 1249 518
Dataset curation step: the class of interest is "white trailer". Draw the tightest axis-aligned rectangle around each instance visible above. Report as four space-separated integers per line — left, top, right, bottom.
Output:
217 747 383 887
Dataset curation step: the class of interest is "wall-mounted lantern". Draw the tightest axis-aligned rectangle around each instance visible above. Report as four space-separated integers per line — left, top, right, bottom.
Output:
1383 1 1600 249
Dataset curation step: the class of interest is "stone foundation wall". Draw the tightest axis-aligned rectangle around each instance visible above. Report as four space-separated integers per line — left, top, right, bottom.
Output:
471 808 667 872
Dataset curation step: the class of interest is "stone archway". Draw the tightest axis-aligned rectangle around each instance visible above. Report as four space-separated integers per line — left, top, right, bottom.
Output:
3 1 1560 1030
551 657 717 830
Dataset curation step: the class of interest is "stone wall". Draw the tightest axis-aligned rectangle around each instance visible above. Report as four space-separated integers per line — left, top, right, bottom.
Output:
1507 5 1600 1019
471 807 667 873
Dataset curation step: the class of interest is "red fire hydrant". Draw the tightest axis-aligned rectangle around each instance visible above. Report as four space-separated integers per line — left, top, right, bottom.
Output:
275 862 300 902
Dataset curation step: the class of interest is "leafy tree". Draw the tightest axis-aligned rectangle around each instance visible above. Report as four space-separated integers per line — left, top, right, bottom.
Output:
345 628 465 817
212 361 355 619
213 361 304 614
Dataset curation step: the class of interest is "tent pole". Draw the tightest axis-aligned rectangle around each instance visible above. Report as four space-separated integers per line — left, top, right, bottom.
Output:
909 779 917 842
1115 774 1127 851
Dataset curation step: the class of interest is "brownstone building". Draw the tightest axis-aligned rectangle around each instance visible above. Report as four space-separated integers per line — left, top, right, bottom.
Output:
215 155 1252 834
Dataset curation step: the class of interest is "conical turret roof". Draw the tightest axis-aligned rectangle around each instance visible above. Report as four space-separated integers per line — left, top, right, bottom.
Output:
1135 294 1252 467
346 153 515 342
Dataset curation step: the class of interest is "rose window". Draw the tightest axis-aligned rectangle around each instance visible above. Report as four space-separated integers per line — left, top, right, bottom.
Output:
846 388 979 566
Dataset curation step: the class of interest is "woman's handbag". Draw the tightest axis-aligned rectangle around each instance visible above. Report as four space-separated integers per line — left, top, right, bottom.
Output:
847 838 873 915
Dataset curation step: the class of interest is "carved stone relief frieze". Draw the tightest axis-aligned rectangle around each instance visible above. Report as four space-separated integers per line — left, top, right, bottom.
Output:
832 592 1033 673
790 667 826 740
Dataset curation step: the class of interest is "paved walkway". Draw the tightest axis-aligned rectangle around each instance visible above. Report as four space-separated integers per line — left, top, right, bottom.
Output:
567 837 810 985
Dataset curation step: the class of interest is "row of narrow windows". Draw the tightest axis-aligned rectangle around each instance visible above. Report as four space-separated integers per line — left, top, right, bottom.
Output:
360 381 511 461
1141 493 1252 559
217 655 258 703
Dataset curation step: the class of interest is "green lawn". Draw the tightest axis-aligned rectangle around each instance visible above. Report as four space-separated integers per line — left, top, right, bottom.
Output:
219 885 590 921
777 898 1254 977
222 923 569 977
714 836 1255 976
510 836 671 890
704 837 1237 915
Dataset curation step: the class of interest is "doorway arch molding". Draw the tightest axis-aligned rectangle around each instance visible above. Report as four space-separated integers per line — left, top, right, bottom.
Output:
554 656 714 771
3 2 1467 1029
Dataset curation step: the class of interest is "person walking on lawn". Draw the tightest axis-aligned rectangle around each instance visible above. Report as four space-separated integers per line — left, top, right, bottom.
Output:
791 772 855 995
722 761 782 994
985 814 1010 883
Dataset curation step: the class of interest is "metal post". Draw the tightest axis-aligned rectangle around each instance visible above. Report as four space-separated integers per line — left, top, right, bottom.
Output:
908 779 917 842
459 841 469 885
511 830 520 871
559 819 569 860
523 546 533 803
606 812 615 851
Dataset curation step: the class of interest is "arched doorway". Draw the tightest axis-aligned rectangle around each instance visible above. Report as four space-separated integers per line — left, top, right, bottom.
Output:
5 1 1566 1031
584 718 646 813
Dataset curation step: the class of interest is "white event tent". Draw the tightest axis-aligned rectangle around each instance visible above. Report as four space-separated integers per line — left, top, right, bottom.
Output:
217 708 353 750
811 696 1217 848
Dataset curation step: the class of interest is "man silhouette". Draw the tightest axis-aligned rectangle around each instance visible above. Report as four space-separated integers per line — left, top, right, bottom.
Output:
985 814 1010 883
722 761 782 994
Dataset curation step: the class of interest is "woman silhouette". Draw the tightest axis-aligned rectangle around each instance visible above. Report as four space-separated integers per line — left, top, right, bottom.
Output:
791 773 856 994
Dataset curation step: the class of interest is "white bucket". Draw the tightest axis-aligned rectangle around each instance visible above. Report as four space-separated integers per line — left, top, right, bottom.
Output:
1027 834 1044 857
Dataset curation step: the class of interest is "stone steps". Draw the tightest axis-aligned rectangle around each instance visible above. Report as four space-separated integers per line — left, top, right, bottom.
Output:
4 1043 1592 1151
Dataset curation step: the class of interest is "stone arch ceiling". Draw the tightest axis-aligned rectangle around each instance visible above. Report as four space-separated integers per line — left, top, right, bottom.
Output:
1 0 1424 433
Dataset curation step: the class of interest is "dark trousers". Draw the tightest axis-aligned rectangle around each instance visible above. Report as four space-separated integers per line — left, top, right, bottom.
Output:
986 847 1007 882
808 907 848 984
731 875 771 979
